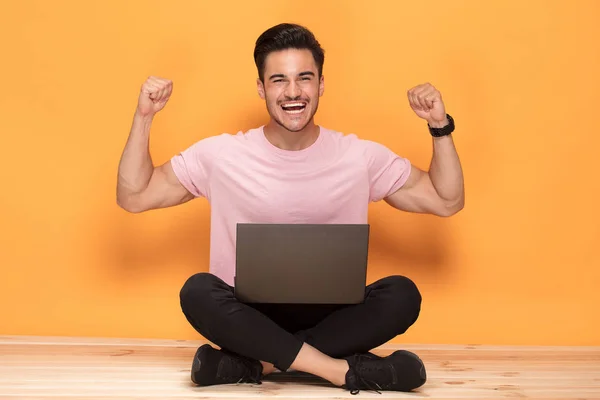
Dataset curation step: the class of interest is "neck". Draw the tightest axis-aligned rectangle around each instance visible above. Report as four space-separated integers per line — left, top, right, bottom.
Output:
263 120 320 151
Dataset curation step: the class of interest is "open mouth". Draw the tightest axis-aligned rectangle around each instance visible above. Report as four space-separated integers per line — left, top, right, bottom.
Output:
280 102 307 114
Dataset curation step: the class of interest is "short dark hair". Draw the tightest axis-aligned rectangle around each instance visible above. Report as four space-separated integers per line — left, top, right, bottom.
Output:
254 23 325 83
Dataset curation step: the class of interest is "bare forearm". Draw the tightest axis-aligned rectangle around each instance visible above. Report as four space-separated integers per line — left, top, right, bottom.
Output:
428 134 464 207
117 112 155 203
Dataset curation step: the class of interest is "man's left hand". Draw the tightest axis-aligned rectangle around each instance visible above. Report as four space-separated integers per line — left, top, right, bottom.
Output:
407 83 448 128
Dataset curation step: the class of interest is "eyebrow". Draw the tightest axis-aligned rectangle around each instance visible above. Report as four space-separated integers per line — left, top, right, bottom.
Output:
269 71 316 80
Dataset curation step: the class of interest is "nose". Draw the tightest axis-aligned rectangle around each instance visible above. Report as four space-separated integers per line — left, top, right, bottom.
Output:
284 80 302 99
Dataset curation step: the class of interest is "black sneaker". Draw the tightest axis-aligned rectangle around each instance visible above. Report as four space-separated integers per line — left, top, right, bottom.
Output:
344 350 426 394
190 344 263 386
363 351 382 360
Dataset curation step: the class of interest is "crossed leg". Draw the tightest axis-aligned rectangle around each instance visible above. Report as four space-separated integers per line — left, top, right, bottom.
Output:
179 272 422 387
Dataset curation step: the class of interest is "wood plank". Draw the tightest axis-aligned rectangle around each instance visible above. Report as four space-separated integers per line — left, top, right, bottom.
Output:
2 335 598 352
0 335 598 399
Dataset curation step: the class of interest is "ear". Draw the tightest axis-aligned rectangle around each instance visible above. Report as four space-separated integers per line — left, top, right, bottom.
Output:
257 78 266 100
318 75 325 97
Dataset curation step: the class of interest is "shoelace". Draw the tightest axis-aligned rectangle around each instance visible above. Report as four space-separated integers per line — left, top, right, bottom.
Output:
237 356 262 385
220 352 262 385
349 354 383 395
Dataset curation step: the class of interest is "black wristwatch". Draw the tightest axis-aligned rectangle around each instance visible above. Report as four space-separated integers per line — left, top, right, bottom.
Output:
428 114 455 137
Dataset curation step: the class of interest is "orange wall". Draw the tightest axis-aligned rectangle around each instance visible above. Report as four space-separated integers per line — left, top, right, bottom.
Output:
1 0 599 346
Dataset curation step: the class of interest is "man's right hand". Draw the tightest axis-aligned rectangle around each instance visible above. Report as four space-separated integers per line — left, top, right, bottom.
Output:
137 76 173 117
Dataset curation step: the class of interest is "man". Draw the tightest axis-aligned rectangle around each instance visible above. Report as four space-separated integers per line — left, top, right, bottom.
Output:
116 23 464 394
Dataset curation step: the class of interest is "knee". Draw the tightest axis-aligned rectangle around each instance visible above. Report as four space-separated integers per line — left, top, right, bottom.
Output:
385 275 421 304
379 275 422 327
179 272 220 312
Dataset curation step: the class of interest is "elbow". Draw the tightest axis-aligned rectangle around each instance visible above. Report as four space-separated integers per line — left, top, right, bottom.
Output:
117 194 145 214
437 197 465 217
119 203 144 214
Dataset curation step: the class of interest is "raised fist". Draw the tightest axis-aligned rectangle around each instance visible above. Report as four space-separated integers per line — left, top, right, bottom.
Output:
407 82 447 126
137 76 173 117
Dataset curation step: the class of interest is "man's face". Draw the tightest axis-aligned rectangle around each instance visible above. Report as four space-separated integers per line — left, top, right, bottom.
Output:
257 49 324 132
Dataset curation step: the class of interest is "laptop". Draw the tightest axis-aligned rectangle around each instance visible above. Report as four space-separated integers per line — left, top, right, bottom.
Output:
234 223 370 304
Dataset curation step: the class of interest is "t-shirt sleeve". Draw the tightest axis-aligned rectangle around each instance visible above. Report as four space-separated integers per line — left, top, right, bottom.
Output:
170 135 226 199
362 140 412 202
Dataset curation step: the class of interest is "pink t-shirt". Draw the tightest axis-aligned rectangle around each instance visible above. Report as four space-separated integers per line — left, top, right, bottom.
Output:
170 126 411 286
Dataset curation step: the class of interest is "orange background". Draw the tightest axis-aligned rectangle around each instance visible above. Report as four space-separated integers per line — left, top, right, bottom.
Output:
1 0 599 346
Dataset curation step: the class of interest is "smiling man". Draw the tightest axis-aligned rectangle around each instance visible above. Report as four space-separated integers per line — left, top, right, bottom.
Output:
117 23 464 394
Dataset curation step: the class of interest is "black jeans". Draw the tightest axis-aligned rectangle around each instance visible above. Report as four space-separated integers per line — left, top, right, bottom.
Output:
179 272 422 372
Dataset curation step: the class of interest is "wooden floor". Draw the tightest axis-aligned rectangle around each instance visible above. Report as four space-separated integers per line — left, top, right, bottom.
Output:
0 336 599 399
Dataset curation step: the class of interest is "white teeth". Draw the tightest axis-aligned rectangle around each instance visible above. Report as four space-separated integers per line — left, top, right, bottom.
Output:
281 102 306 115
281 102 306 109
